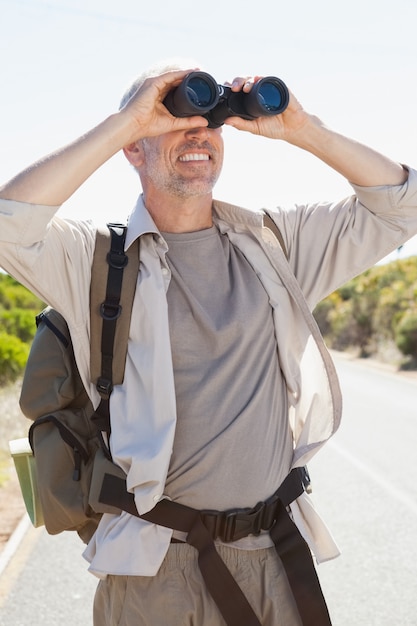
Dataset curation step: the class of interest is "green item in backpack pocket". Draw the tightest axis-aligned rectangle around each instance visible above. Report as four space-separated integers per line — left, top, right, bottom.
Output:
9 437 44 528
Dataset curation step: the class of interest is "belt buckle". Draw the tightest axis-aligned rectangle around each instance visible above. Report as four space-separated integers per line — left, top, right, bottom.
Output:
222 502 265 542
201 496 280 543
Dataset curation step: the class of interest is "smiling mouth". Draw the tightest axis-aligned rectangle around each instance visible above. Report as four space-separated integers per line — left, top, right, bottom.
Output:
179 153 210 162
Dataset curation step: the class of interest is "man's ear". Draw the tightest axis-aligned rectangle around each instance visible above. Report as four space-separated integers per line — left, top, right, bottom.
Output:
123 141 145 167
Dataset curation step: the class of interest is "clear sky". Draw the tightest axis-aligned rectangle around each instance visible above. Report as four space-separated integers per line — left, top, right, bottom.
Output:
1 0 417 262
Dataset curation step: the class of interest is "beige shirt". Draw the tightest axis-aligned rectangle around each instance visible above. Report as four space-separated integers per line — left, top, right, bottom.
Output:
1 169 417 577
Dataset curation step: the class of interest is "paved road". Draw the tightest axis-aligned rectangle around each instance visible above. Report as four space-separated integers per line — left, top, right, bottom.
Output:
310 354 417 625
1 353 416 625
0 527 96 625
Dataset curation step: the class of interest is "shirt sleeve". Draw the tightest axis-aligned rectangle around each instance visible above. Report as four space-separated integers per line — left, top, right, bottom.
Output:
0 198 96 325
275 166 417 308
0 199 58 245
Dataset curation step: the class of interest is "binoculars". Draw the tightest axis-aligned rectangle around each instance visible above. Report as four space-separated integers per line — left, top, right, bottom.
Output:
163 71 289 128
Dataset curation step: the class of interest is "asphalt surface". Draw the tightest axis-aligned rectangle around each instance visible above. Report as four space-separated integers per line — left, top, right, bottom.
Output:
0 526 96 625
311 354 417 625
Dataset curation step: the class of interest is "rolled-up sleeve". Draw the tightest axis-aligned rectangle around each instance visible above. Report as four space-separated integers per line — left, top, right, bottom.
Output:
351 166 417 221
0 199 58 246
0 198 96 330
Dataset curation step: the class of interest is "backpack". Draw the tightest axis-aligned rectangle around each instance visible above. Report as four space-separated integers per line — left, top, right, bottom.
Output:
10 223 140 543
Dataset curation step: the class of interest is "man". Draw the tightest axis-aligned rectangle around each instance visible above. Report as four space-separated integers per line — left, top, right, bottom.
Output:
1 62 417 625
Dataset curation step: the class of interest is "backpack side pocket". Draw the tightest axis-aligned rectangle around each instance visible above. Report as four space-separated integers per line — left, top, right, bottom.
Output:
28 407 102 543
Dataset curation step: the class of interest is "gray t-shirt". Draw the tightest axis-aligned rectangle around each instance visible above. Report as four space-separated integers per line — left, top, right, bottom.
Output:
163 226 293 513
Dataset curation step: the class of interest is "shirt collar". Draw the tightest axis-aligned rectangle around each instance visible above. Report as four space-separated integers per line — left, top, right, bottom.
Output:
212 199 264 231
125 195 161 250
125 195 265 249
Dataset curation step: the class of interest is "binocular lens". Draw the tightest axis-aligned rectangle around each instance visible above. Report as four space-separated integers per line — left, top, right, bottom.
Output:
243 77 289 119
186 77 216 108
257 81 284 112
163 71 219 117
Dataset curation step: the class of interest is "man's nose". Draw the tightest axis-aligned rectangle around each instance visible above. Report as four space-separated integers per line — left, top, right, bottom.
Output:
184 125 210 139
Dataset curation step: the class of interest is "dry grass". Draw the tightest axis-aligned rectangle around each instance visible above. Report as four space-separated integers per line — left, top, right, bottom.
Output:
0 378 28 488
0 380 28 549
0 379 28 453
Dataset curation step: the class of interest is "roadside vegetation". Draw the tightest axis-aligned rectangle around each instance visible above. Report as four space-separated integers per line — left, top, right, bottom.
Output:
0 275 44 476
314 255 417 368
0 274 45 385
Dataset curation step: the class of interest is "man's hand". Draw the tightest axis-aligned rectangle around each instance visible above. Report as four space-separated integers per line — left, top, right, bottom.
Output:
224 75 407 187
119 69 209 144
223 76 310 142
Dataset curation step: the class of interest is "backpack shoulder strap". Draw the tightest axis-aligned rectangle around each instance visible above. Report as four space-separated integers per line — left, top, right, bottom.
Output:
262 210 288 259
90 223 140 388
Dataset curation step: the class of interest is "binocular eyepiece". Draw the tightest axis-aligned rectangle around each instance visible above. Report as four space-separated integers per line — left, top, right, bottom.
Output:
163 71 289 128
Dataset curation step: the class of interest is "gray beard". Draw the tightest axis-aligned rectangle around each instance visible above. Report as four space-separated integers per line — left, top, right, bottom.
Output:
142 140 221 198
162 173 218 198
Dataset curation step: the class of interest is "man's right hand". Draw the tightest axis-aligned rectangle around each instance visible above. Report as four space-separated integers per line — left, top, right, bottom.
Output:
119 69 209 144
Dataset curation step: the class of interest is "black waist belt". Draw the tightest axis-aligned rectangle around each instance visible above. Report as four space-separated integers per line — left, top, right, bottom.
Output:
99 467 331 626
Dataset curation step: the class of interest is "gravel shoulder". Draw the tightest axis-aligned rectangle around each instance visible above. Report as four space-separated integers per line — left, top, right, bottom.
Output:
0 379 30 554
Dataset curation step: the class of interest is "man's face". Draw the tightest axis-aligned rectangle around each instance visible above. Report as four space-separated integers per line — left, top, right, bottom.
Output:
138 125 224 199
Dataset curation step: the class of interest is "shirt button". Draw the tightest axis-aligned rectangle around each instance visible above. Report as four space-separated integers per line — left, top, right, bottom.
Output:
161 267 169 276
153 494 162 503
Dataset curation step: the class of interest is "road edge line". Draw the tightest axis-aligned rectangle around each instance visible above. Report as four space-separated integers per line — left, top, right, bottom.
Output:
0 514 31 578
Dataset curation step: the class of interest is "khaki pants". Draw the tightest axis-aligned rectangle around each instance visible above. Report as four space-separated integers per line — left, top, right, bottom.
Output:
93 542 302 626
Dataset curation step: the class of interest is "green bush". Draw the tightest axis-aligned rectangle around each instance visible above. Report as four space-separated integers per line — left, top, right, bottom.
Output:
395 310 417 358
0 308 37 343
0 332 30 384
314 256 417 364
0 274 44 384
0 274 43 310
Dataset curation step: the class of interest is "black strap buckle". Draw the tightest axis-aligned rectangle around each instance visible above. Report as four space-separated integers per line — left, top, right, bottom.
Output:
96 377 113 397
198 467 309 543
201 497 279 543
100 302 122 321
107 250 128 269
